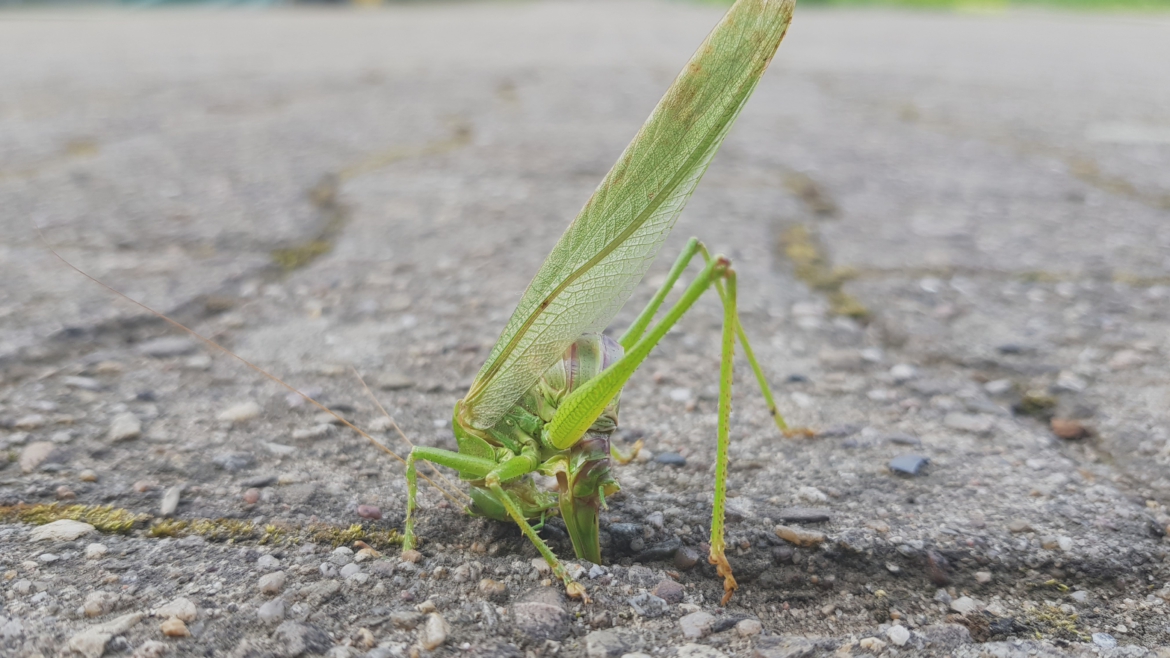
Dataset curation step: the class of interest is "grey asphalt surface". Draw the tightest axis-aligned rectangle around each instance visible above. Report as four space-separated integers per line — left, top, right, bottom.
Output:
1 2 1169 657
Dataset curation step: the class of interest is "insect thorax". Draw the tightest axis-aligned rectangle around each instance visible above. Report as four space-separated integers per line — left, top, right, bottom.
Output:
485 333 624 452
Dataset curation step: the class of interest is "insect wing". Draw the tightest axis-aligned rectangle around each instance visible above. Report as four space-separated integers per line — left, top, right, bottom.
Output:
462 0 796 431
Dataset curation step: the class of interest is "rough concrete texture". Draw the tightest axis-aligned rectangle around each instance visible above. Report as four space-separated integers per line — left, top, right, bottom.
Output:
2 2 1169 657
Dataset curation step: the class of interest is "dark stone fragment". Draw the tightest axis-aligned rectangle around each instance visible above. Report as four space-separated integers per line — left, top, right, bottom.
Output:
786 374 809 383
988 616 1029 637
606 523 643 547
273 620 332 657
775 507 832 524
711 614 748 634
634 538 680 562
771 544 794 564
884 433 921 446
996 343 1034 355
673 546 700 570
889 454 929 476
654 452 686 467
241 475 278 488
651 579 684 604
135 391 157 402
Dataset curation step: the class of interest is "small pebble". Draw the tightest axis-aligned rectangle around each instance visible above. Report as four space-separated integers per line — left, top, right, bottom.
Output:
774 525 826 547
134 480 158 493
319 563 339 578
401 549 422 563
975 571 991 584
673 546 700 570
1051 418 1089 440
243 488 261 504
1092 633 1117 649
652 579 684 604
888 454 929 476
886 625 910 646
19 441 55 474
419 613 449 650
889 364 917 382
217 401 262 423
679 611 715 639
86 543 108 560
79 469 98 483
159 617 189 637
859 637 886 653
156 597 197 622
340 564 361 578
356 505 382 520
654 452 687 467
478 579 507 598
256 554 281 570
259 571 286 595
1007 519 1032 533
949 596 981 615
160 486 181 516
735 619 762 637
30 519 95 542
39 553 60 563
108 412 142 441
257 599 285 625
56 485 77 500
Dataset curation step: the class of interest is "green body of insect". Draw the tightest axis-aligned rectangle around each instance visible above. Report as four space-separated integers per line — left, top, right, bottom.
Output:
401 0 798 604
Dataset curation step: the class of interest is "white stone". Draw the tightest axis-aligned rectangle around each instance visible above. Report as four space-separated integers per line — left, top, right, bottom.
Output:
419 613 449 650
859 637 886 653
259 571 287 595
886 625 910 646
950 596 982 615
217 401 262 423
156 597 197 622
797 486 828 503
890 364 918 383
160 485 182 516
19 441 56 474
735 619 763 637
108 412 142 441
30 519 95 542
256 554 281 571
68 613 144 658
679 611 715 639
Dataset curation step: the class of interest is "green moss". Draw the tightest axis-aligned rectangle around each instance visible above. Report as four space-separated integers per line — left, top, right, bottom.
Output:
0 504 148 534
779 224 870 320
2 502 400 550
148 518 259 542
272 240 334 271
308 523 401 549
1023 604 1088 642
1014 391 1058 419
